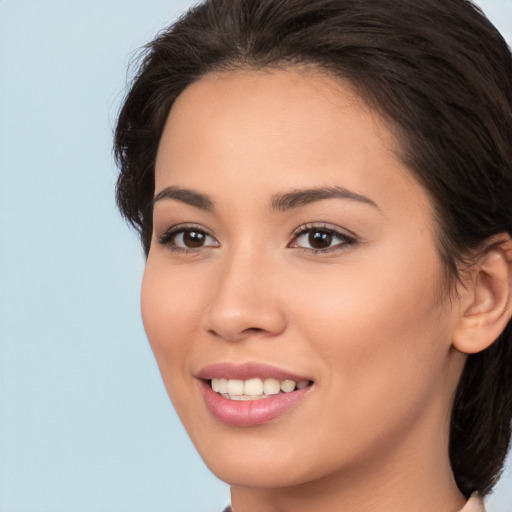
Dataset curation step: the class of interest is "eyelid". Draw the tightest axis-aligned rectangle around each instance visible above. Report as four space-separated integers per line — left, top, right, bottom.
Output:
288 223 358 252
157 223 220 252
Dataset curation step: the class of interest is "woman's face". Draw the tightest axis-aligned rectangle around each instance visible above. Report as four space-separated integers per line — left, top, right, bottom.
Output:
142 69 464 489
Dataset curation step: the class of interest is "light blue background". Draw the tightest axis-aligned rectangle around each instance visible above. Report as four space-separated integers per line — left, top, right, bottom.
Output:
1 1 511 511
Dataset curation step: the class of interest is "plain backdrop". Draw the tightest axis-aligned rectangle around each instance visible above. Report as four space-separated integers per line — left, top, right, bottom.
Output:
1 1 511 511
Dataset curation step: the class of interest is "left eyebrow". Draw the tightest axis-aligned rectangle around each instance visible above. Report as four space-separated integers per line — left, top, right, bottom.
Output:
270 186 379 211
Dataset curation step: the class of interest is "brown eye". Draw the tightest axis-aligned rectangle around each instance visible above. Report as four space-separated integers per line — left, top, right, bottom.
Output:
181 230 206 248
290 225 356 253
158 226 219 251
308 231 333 249
173 229 218 249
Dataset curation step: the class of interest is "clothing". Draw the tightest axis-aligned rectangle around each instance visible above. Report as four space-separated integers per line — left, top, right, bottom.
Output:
460 493 486 512
222 493 485 512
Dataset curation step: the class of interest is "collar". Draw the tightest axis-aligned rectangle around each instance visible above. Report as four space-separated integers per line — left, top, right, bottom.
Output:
459 493 485 512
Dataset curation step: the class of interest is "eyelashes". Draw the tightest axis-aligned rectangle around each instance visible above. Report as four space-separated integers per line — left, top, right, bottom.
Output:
157 222 357 255
289 223 357 253
158 224 219 253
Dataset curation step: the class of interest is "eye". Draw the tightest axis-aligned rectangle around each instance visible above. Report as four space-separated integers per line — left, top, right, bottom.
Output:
158 225 219 252
289 224 356 253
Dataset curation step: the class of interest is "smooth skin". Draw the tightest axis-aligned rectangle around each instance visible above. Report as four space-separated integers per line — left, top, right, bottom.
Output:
141 68 512 512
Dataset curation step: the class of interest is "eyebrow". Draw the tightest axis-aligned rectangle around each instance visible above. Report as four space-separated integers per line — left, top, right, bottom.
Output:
270 186 378 211
152 185 378 212
153 186 214 211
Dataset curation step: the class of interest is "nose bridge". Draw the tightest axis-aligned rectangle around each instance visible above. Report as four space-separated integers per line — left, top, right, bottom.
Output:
204 242 285 342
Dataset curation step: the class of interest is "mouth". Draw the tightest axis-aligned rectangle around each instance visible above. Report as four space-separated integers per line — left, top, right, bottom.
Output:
197 363 314 426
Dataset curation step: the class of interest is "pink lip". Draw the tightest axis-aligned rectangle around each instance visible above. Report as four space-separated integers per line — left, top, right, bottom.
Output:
196 362 314 427
196 362 312 382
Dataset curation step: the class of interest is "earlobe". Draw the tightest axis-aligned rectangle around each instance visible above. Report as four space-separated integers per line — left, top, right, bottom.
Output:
452 234 512 354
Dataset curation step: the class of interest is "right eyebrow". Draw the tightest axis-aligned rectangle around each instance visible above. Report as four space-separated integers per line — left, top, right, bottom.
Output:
153 186 214 211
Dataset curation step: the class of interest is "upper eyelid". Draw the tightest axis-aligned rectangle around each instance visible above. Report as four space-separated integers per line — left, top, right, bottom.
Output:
158 223 218 244
290 223 357 239
160 223 214 236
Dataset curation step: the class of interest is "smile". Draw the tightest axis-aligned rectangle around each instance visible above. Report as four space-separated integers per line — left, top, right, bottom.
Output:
210 377 311 400
198 363 314 426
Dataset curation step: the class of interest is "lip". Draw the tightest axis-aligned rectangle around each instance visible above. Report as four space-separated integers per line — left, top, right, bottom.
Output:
196 362 312 382
196 362 314 427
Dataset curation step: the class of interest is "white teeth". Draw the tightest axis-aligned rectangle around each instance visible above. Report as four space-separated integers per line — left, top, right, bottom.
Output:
263 378 281 395
227 379 244 395
210 377 311 399
219 378 228 394
280 380 296 393
244 378 263 395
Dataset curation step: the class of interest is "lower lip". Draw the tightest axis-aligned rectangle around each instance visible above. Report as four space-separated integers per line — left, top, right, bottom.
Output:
200 380 312 427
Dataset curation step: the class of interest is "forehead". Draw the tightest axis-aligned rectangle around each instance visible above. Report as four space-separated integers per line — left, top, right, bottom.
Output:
160 68 388 154
155 67 432 223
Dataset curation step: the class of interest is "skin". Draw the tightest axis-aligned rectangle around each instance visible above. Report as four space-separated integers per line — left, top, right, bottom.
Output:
142 68 472 512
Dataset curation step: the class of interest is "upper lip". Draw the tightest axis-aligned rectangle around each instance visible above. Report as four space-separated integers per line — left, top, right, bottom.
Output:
196 362 313 382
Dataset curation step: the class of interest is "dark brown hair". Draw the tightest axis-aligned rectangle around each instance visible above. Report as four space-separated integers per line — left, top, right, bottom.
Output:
114 0 512 497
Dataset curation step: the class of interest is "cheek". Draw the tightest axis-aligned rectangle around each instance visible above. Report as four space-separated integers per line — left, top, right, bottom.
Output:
140 258 205 379
289 247 451 414
271 256 454 477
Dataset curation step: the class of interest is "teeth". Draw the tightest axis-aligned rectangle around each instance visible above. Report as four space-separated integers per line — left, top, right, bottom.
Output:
263 378 280 395
280 380 296 393
218 378 228 394
244 378 263 395
210 377 310 399
227 379 244 395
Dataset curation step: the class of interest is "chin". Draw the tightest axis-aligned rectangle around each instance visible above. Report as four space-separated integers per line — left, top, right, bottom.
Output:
187 422 345 490
202 452 316 489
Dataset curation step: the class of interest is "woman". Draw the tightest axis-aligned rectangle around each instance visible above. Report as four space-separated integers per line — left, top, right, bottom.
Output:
114 0 512 510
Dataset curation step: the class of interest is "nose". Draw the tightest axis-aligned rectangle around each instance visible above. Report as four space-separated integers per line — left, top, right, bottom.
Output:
202 249 287 343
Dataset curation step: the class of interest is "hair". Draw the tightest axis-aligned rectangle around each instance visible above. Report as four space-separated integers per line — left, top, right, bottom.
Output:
114 0 512 498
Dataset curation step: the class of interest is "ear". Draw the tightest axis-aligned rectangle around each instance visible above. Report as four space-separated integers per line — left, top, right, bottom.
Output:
452 234 512 354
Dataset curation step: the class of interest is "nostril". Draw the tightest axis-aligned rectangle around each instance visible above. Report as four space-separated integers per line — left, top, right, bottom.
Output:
208 326 268 342
244 327 265 334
